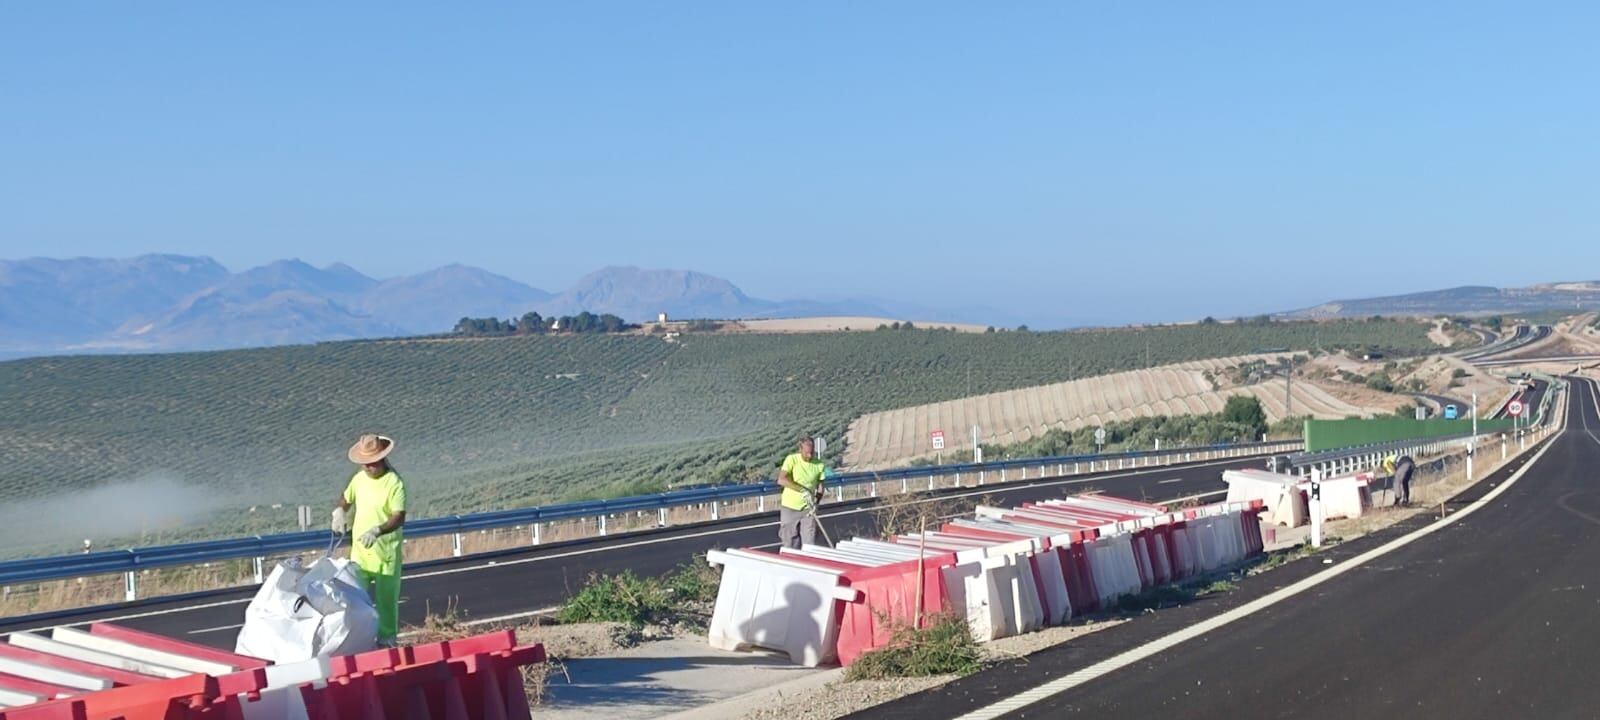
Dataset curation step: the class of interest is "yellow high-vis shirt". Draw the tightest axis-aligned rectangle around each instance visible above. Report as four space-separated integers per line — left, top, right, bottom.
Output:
780 453 827 511
343 469 406 575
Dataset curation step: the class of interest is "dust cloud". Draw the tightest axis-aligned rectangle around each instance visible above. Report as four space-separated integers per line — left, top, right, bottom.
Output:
0 474 230 555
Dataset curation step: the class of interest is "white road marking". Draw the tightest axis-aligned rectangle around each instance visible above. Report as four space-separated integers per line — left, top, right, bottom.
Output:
6 455 1258 635
186 623 244 635
1157 478 1185 485
955 397 1565 719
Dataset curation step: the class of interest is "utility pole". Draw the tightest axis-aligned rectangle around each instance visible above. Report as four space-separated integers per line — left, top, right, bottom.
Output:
1285 356 1294 419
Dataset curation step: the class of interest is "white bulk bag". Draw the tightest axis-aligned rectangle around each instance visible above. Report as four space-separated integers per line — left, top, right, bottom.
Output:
236 555 379 662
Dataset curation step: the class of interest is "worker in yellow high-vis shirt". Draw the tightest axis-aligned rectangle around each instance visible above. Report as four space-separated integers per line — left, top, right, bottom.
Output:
777 436 828 549
331 433 407 646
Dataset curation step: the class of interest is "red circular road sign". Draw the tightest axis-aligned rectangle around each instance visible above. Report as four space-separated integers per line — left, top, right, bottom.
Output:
1508 400 1525 417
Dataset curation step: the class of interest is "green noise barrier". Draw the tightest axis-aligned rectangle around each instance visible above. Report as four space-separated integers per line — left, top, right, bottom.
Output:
1303 417 1517 453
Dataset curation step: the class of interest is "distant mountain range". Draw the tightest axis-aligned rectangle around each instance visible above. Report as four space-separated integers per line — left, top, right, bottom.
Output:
1280 282 1600 319
0 255 927 357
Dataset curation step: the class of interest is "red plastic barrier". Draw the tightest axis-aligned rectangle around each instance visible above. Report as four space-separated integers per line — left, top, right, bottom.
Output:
1145 524 1171 588
834 553 957 667
1129 530 1154 589
86 625 266 671
12 674 218 720
1055 542 1100 614
1241 507 1265 556
0 628 548 720
211 668 267 699
1163 520 1192 580
0 644 158 687
938 525 1030 542
0 702 88 720
0 671 78 701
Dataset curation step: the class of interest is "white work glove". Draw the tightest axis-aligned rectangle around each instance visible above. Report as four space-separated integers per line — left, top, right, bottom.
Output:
331 507 348 534
359 528 381 548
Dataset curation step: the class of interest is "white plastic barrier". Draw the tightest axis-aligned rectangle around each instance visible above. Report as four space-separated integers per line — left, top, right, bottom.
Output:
1310 474 1371 520
933 558 993 641
1223 469 1306 527
706 549 856 667
1055 495 1167 518
1084 534 1142 605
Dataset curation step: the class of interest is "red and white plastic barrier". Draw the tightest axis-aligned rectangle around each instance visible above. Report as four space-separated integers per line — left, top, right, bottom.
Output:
706 493 1270 667
0 624 545 720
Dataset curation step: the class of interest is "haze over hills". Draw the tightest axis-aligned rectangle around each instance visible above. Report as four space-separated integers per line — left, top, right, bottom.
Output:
1280 282 1600 319
0 255 914 357
8 253 1597 359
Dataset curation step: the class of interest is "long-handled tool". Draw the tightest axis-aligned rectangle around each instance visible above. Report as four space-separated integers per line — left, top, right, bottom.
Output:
805 495 834 547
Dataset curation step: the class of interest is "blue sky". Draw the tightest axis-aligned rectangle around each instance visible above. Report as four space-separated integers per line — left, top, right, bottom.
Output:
3 3 1596 326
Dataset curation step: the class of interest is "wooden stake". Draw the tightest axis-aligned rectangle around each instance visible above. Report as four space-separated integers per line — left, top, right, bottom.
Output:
914 518 927 629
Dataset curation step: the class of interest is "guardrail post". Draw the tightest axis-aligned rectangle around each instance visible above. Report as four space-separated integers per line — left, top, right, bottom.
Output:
904 476 911 493
928 474 936 491
600 515 609 535
533 522 542 545
1001 467 1007 482
1074 461 1080 473
870 481 878 498
452 533 463 557
978 470 985 485
661 507 670 526
712 502 720 521
955 470 961 486
1118 458 1123 470
836 486 843 501
124 571 137 602
253 556 264 584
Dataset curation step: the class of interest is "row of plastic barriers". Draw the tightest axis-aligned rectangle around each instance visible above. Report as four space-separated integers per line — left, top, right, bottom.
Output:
707 494 1265 667
0 622 545 720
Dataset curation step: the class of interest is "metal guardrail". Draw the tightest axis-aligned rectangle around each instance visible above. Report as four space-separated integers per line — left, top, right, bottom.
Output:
0 439 1300 594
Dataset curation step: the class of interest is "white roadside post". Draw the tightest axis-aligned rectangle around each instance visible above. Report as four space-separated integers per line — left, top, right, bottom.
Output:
1309 468 1324 549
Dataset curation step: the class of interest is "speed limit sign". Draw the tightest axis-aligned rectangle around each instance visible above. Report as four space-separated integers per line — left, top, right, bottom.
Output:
1507 400 1525 417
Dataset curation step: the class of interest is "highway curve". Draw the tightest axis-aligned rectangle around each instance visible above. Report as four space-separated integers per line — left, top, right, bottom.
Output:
869 377 1596 719
0 452 1269 648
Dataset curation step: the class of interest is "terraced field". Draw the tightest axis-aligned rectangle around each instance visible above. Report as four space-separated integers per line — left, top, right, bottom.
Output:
843 355 1382 467
0 319 1438 555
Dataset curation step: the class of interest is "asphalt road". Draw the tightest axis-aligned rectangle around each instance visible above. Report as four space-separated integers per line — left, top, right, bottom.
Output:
1412 392 1467 418
0 452 1269 648
872 377 1596 719
1463 324 1536 361
1494 379 1547 420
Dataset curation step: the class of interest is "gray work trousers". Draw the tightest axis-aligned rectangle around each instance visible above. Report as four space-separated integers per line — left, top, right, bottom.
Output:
778 506 817 549
1393 466 1414 505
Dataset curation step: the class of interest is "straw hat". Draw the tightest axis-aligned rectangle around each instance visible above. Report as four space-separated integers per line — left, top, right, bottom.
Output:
348 434 395 464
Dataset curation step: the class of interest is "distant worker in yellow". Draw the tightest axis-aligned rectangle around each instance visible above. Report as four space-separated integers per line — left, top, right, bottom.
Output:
1382 453 1415 506
331 434 407 646
777 436 828 549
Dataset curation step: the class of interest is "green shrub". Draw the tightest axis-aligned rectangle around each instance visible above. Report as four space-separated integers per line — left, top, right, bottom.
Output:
1222 395 1268 439
845 613 985 680
559 571 672 627
665 561 721 605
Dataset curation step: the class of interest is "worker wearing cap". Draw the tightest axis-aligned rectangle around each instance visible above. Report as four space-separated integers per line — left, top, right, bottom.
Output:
777 437 828 549
331 434 407 645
